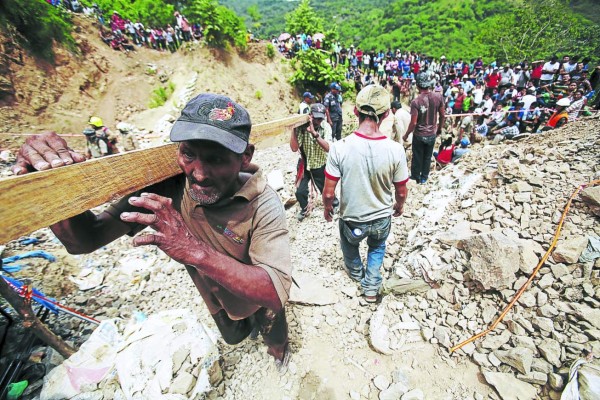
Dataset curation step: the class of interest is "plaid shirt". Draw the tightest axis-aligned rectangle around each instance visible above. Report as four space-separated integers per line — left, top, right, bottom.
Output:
298 121 332 170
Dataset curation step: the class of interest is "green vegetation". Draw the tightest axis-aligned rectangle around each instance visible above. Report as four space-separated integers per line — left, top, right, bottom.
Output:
186 0 247 50
149 81 175 108
84 0 175 27
284 0 323 38
290 49 347 95
0 0 75 60
266 43 275 59
221 0 600 59
254 90 262 100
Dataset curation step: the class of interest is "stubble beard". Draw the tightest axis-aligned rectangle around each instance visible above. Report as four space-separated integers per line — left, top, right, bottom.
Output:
188 187 221 205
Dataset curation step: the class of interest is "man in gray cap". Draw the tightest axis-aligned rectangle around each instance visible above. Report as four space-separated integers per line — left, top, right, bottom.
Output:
290 103 337 221
323 85 409 303
12 93 292 369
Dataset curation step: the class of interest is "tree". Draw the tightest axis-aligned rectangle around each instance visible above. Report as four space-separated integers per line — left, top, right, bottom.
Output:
247 4 262 36
290 48 346 95
285 0 324 36
186 0 247 49
0 0 75 60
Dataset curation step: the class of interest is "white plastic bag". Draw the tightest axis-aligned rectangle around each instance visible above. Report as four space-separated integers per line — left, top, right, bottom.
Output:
561 358 600 400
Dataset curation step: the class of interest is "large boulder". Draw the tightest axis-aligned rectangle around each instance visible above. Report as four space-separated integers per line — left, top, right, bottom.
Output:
482 371 537 400
456 232 539 290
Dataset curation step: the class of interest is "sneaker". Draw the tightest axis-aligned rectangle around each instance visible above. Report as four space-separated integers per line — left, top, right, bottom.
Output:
364 294 378 303
296 210 306 221
420 178 428 184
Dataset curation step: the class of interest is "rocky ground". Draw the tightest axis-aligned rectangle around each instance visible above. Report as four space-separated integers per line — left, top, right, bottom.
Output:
1 114 599 399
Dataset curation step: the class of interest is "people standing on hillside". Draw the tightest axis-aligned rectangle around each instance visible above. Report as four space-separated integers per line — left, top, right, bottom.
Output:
174 11 192 42
322 85 409 303
13 94 293 371
298 92 314 114
403 72 445 184
324 83 344 141
541 56 560 87
290 103 338 221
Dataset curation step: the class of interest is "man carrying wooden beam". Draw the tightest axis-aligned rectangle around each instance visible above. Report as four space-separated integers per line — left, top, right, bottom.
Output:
11 94 292 370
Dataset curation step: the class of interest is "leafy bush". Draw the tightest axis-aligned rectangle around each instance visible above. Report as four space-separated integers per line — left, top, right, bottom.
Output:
0 0 75 60
148 81 175 108
290 49 346 95
187 0 247 50
266 43 275 59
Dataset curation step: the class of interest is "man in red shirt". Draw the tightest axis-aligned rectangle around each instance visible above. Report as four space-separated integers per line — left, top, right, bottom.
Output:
485 68 501 96
530 61 543 87
356 48 364 69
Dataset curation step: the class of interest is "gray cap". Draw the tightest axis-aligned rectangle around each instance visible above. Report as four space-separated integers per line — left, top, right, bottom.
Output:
310 103 326 119
170 93 251 154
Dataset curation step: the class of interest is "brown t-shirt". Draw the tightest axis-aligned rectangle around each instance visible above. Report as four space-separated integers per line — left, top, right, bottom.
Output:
106 165 292 320
410 92 445 137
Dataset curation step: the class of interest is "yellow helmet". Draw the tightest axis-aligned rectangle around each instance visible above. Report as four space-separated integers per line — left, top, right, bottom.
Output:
89 116 103 128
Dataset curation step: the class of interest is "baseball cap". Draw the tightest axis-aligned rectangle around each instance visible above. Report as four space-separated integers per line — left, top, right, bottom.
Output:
303 91 314 99
170 93 252 154
330 82 341 91
415 72 432 89
460 138 470 147
355 85 390 118
310 103 326 119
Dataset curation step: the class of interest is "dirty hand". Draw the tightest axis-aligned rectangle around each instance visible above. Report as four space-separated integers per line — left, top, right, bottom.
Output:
393 202 404 217
120 193 205 265
12 131 86 175
324 206 334 222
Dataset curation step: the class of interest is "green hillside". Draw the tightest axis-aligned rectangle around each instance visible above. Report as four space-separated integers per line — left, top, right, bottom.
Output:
220 0 599 60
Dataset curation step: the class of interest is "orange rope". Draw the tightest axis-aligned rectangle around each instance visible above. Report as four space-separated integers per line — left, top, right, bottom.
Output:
450 179 600 353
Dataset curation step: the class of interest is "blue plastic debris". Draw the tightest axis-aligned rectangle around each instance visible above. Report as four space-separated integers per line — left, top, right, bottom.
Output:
2 250 57 273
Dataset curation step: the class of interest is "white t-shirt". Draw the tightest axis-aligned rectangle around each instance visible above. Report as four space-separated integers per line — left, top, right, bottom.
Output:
482 98 494 114
521 94 536 111
541 62 559 81
473 88 484 105
325 133 409 222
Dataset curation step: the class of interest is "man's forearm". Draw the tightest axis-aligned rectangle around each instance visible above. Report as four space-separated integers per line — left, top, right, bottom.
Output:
50 211 129 254
189 245 283 311
395 183 408 206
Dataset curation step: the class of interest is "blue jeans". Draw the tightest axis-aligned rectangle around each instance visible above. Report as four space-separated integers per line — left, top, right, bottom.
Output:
338 217 391 296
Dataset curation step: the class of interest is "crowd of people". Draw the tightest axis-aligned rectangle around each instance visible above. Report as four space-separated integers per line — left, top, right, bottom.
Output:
47 1 203 54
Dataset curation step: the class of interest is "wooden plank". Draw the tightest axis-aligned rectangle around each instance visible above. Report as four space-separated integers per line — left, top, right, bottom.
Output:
0 114 308 244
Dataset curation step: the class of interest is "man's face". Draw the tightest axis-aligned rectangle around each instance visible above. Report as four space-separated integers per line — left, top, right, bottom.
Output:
574 92 582 100
177 140 253 205
311 116 323 128
563 56 570 63
569 83 577 91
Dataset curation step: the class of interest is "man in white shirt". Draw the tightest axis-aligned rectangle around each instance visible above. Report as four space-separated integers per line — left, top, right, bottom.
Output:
323 85 409 303
541 56 560 86
521 88 537 111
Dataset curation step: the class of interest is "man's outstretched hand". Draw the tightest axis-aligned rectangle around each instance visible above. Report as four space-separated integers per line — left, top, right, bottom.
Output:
120 193 206 266
12 131 86 175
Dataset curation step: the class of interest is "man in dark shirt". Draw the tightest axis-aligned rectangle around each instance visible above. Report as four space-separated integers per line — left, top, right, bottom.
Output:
403 72 445 184
324 83 344 141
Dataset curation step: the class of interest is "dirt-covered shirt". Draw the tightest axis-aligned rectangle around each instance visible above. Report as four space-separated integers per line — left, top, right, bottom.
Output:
325 132 409 223
106 165 291 320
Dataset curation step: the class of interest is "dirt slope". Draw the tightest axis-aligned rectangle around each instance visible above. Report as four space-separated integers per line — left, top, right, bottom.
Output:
0 15 299 151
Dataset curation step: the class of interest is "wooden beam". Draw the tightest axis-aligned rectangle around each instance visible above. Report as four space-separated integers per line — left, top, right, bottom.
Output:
0 114 308 244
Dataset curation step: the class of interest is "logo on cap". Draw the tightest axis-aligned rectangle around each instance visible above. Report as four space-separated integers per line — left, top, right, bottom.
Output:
208 103 235 121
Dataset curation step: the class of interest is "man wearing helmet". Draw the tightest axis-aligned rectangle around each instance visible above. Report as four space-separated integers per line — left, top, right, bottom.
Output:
87 116 119 156
542 98 570 131
403 72 445 184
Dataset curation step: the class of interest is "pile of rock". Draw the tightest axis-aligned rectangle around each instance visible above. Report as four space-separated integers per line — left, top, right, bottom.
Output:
372 118 600 399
